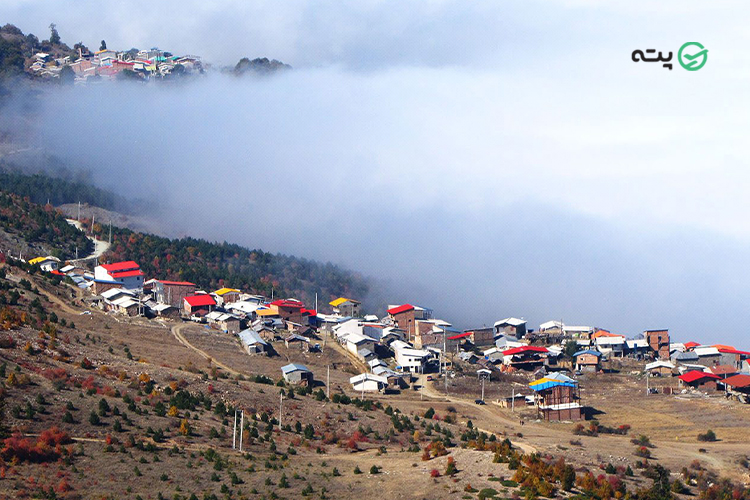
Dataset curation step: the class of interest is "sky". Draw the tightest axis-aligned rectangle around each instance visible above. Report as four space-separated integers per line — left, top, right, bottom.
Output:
3 1 750 343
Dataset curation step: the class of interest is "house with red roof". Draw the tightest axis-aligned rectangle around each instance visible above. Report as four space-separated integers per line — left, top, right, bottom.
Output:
183 294 216 318
721 374 750 402
95 261 145 290
269 299 305 324
501 345 549 371
387 304 416 340
715 346 750 370
678 370 720 390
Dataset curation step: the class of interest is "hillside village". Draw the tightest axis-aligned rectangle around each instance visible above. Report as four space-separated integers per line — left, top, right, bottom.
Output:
24 221 750 423
5 193 750 499
0 23 289 84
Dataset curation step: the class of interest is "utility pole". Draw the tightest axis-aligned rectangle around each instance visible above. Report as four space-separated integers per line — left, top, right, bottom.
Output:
511 388 515 412
326 365 330 399
77 201 81 222
443 326 448 395
279 393 283 430
315 292 318 313
232 410 238 449
481 376 485 402
239 410 244 452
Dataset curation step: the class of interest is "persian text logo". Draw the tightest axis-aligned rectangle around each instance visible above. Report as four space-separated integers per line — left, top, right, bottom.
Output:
678 42 708 71
632 42 708 71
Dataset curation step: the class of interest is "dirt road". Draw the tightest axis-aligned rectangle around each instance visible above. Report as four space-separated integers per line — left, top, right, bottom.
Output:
170 323 246 378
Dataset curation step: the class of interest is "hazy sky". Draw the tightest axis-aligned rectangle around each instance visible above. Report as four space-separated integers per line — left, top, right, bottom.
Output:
3 1 750 343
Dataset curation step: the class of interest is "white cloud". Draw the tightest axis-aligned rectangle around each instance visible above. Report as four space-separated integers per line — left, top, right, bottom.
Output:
3 0 750 342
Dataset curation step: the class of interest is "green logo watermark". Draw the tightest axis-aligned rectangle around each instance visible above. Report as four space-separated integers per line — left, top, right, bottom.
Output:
632 42 708 71
678 42 708 71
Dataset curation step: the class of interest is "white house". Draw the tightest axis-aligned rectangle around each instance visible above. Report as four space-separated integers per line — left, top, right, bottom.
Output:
94 261 144 290
28 256 61 272
594 335 626 357
391 340 430 373
350 373 388 392
342 332 376 356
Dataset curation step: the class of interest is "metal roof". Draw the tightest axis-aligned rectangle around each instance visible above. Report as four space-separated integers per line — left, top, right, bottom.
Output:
281 363 310 374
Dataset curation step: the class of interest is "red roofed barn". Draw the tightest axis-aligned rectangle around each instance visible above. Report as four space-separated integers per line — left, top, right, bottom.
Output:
678 370 720 390
95 261 145 290
183 294 216 317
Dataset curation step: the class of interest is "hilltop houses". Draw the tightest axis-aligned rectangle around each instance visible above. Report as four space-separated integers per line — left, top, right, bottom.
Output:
31 42 205 83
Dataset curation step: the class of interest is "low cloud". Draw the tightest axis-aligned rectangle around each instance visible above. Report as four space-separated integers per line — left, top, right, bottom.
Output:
2 0 750 343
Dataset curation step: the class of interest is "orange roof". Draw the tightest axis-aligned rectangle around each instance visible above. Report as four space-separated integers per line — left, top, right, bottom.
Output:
592 330 624 339
712 344 736 351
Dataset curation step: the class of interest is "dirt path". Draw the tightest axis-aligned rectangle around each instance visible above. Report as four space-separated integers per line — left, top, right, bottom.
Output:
170 323 246 378
65 218 111 263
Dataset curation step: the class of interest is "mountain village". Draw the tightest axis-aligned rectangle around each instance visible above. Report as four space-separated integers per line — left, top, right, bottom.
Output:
25 241 750 425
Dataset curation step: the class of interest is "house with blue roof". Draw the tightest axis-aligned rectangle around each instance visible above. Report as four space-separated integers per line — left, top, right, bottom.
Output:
574 349 602 373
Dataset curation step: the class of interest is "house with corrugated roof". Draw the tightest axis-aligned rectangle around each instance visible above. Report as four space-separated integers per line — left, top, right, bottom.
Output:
238 329 268 355
281 363 313 385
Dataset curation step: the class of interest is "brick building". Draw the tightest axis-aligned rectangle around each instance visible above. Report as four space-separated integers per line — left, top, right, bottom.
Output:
645 329 670 359
152 280 196 308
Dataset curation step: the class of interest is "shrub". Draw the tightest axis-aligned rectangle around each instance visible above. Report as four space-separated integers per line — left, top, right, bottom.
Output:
445 456 457 476
635 446 651 458
369 465 380 474
477 488 498 500
430 468 440 478
697 429 717 442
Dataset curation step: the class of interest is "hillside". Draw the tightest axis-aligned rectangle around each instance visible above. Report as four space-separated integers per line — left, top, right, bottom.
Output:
0 172 369 307
0 190 92 260
92 223 369 307
2 249 750 499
